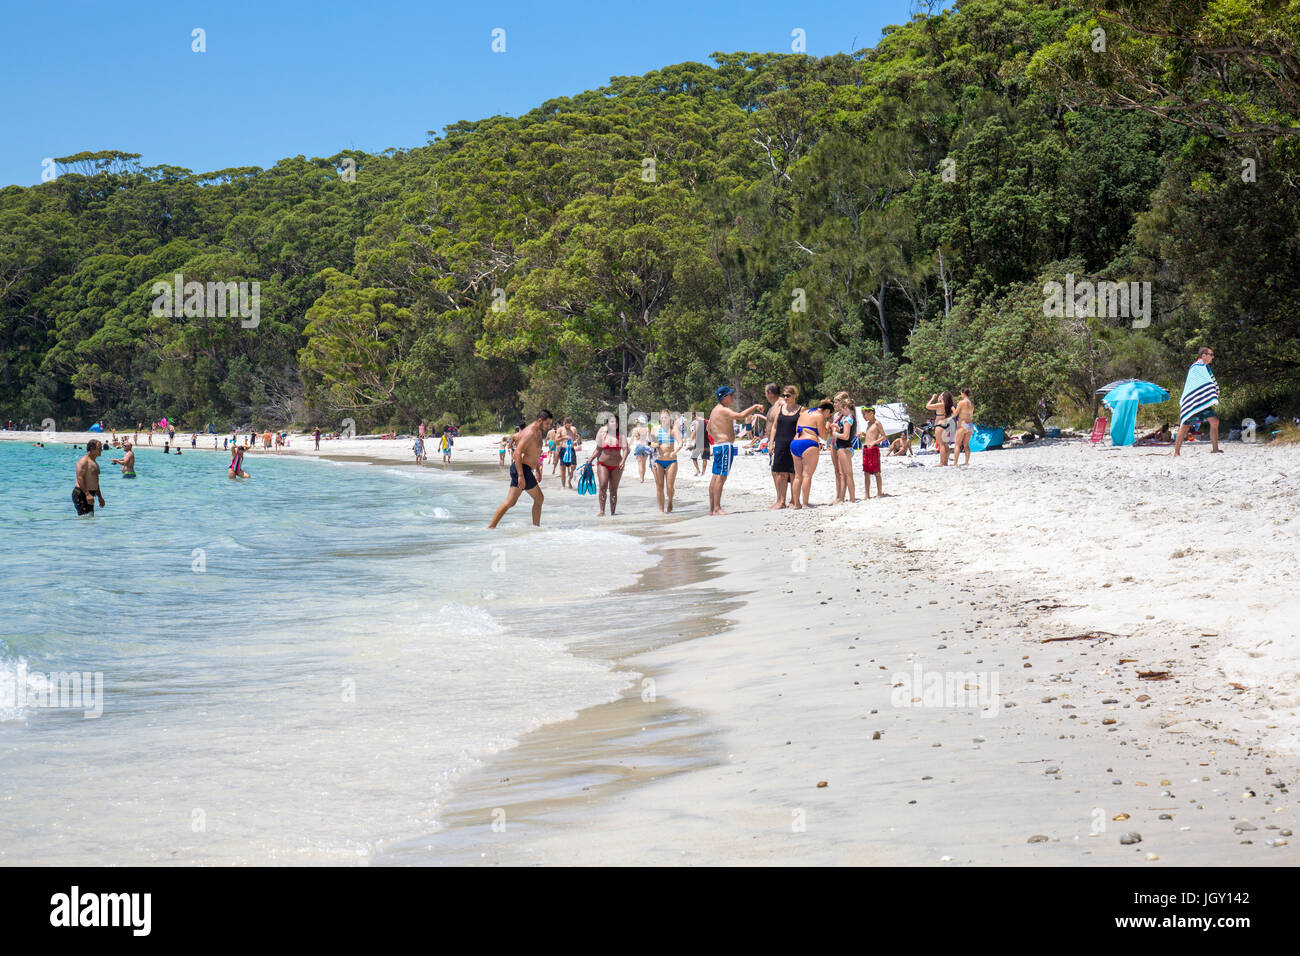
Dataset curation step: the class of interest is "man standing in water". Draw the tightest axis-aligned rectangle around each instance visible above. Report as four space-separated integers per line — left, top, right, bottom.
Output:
111 441 136 478
707 386 763 516
488 410 554 528
73 439 105 515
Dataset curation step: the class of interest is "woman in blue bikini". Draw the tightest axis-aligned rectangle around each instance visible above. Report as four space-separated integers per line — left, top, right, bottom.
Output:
790 399 833 509
648 409 681 513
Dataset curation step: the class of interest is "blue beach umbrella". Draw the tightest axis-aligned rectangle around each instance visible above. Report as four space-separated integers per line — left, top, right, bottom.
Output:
1096 378 1140 397
1102 380 1169 446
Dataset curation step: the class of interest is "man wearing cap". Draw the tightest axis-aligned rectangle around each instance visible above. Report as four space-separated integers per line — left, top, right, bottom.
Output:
707 386 763 515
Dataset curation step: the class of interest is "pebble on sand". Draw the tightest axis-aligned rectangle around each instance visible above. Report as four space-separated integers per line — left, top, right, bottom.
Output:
1120 832 1142 845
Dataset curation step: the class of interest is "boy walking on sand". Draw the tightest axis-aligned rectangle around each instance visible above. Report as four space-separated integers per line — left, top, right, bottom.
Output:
860 407 886 499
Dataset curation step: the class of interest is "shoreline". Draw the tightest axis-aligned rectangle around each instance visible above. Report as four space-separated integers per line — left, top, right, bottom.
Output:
9 429 1299 865
409 482 1300 865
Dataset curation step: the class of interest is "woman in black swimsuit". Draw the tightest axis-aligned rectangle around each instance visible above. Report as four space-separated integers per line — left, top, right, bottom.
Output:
768 384 800 510
926 392 955 467
831 391 857 503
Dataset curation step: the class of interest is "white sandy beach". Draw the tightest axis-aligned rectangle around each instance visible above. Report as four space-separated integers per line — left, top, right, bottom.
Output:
10 427 1299 865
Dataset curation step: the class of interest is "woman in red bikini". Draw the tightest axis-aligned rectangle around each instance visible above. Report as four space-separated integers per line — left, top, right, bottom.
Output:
587 412 629 516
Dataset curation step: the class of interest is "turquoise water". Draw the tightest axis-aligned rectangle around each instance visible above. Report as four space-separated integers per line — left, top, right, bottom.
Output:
0 441 655 864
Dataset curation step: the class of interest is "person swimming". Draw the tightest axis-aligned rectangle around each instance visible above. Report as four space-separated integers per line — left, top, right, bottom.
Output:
228 445 250 479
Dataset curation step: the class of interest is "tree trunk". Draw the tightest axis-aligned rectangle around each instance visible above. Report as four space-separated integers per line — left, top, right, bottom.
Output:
938 247 951 319
619 310 630 404
877 279 891 356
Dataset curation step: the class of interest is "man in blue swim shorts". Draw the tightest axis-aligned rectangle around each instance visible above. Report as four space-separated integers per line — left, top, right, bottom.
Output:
706 385 763 516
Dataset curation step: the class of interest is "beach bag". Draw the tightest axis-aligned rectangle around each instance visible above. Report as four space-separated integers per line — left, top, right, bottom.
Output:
577 461 596 495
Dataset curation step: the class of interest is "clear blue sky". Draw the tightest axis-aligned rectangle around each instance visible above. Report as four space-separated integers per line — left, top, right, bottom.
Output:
0 0 921 187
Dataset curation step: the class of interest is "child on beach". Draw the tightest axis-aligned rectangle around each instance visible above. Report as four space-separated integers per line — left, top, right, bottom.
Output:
860 407 886 499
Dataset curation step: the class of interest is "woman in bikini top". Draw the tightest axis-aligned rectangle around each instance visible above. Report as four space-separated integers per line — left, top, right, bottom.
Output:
927 392 954 428
584 417 626 473
926 391 955 466
649 409 681 513
790 408 827 458
651 415 678 468
588 414 629 516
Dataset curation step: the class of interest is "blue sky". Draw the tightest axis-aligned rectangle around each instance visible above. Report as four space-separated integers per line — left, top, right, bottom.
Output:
1 0 922 187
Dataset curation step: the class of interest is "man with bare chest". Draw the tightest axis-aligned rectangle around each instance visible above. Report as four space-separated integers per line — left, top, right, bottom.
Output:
73 440 105 516
489 410 554 528
706 386 763 515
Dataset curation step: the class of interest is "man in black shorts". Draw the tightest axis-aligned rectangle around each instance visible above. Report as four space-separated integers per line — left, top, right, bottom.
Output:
488 410 553 528
73 440 105 515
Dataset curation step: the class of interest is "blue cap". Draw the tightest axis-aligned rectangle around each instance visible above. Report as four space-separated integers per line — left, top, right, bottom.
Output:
716 385 735 400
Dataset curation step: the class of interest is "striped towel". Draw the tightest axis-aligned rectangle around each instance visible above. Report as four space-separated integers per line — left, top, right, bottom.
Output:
1179 362 1219 425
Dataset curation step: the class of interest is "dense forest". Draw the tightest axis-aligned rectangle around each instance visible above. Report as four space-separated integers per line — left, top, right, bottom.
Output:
3 0 1297 434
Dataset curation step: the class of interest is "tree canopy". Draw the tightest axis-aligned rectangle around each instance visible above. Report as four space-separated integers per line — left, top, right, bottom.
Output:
4 0 1298 433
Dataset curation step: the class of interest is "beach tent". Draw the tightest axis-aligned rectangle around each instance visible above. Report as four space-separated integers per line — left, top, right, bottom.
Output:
968 425 1005 452
856 402 910 436
87 423 103 432
1101 380 1168 447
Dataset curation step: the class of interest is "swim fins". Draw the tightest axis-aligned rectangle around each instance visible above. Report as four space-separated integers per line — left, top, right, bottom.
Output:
577 462 595 495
